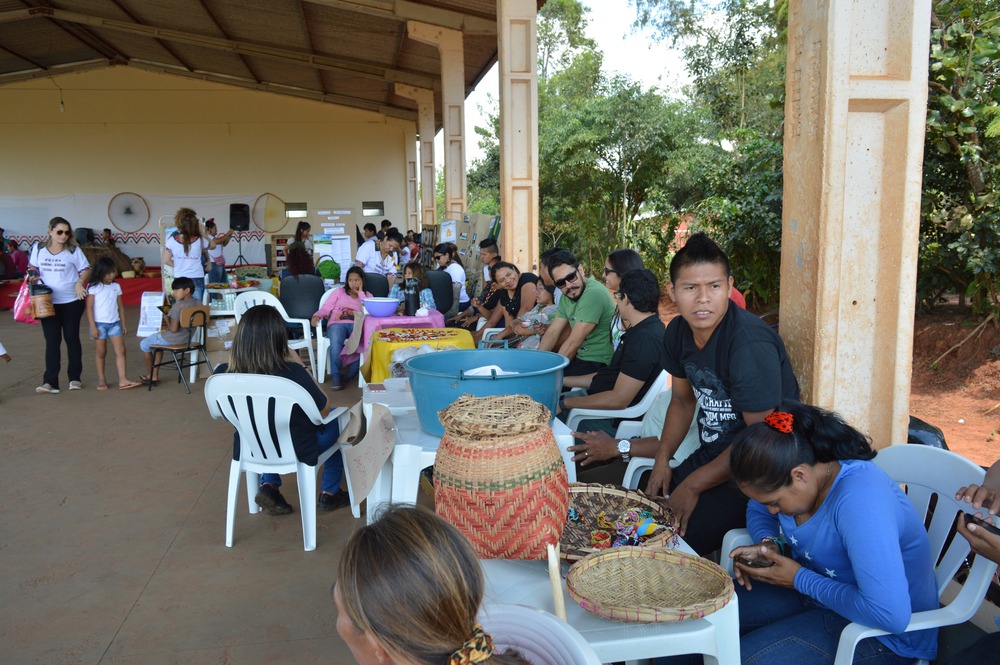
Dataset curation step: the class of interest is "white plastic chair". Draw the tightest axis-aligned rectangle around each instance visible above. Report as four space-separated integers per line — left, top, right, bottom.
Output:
204 373 351 552
233 291 317 381
721 445 999 665
566 370 669 432
312 286 342 383
478 604 601 665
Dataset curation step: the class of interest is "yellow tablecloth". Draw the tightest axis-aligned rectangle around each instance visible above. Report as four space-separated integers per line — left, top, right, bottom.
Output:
367 327 474 383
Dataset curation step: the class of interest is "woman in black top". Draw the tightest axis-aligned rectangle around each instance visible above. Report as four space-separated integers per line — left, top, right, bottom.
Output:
488 261 538 348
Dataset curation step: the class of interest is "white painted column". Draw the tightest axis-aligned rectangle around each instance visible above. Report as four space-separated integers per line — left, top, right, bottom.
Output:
780 0 932 448
395 83 435 231
497 0 540 271
408 21 467 214
403 123 419 232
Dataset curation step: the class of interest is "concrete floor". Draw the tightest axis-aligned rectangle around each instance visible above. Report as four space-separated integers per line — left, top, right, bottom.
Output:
1 305 994 664
1 306 363 664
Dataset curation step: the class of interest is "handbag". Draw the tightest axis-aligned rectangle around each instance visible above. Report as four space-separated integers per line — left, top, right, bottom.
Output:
13 278 38 325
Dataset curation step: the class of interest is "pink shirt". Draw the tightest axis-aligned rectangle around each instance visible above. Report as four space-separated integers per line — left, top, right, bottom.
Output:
314 288 371 324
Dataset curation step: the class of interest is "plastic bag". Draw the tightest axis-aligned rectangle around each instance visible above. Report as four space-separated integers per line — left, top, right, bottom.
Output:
13 279 38 325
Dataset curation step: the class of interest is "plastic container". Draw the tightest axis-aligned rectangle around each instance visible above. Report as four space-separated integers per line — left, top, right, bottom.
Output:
404 349 569 436
363 297 400 317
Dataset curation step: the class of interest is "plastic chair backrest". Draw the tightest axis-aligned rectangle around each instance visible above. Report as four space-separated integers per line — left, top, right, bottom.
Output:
363 272 390 297
872 445 987 594
204 373 323 468
425 269 453 313
233 290 286 323
279 274 325 320
478 604 601 665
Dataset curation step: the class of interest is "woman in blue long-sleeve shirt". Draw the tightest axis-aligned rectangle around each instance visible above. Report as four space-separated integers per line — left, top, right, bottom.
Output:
727 401 938 665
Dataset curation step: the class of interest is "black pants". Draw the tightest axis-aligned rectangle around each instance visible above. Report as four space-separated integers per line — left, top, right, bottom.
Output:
40 298 86 389
564 357 605 377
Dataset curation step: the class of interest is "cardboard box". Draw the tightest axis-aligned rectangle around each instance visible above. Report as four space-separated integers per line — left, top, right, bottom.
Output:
202 316 236 378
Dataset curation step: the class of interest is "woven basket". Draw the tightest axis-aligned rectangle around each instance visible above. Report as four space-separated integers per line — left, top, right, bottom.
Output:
434 394 569 560
566 547 734 623
561 483 677 561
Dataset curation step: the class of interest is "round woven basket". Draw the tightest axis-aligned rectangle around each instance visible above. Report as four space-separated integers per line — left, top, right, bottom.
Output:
566 547 734 623
434 394 569 560
561 483 677 561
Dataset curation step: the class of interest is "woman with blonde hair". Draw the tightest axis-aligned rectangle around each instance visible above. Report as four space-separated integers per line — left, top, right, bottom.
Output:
164 207 219 302
334 505 527 665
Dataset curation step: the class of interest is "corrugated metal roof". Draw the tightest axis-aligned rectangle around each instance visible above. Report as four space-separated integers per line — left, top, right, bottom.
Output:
0 1 543 124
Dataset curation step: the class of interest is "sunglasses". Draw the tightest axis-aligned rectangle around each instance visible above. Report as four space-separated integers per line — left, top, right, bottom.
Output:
433 254 444 260
554 269 581 289
53 230 70 236
603 267 618 276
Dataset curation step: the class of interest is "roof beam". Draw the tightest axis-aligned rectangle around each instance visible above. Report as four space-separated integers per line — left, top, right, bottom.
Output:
0 7 439 90
302 0 497 35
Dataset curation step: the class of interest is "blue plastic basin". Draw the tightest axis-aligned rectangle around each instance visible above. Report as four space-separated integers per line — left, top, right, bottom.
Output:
404 349 569 436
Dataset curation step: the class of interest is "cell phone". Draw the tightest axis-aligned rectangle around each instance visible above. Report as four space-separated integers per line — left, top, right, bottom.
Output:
735 554 774 568
367 383 387 393
964 513 1000 537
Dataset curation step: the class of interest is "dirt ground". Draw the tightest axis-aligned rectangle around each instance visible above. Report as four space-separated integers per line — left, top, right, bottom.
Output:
659 296 1000 467
909 309 1000 467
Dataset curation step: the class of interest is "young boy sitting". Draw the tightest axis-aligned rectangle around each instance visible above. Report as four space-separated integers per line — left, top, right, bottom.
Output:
140 276 199 386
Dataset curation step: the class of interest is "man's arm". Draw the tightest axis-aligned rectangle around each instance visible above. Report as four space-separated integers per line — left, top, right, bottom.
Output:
537 316 568 352
564 373 644 411
645 377 698 497
561 372 596 390
556 320 596 360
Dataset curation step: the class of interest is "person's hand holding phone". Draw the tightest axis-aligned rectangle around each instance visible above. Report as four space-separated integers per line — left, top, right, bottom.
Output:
957 512 1000 564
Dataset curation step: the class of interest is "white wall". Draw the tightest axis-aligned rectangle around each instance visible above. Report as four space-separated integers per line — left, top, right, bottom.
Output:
0 67 414 264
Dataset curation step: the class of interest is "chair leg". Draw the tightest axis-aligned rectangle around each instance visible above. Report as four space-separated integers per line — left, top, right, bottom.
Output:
245 471 261 515
296 463 318 551
171 351 191 394
226 461 243 547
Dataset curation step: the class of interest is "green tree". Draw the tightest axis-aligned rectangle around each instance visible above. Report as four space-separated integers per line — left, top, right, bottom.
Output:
920 0 1000 315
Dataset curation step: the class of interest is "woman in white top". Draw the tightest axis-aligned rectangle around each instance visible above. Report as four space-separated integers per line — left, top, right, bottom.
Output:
433 242 470 312
203 219 233 285
294 221 314 258
28 216 92 394
163 207 218 302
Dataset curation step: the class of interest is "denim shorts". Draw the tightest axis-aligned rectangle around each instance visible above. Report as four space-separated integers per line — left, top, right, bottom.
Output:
95 321 124 340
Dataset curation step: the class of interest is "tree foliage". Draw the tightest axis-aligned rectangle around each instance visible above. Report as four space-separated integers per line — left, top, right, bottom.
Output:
920 0 1000 315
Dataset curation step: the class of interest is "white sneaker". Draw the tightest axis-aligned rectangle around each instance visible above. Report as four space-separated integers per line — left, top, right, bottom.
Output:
68 381 83 390
36 383 60 394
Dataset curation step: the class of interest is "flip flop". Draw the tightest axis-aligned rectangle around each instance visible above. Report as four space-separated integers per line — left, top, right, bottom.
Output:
96 384 111 391
119 381 143 390
139 375 160 387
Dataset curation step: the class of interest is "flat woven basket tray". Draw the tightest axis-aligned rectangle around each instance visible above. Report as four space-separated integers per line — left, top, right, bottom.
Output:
566 547 734 623
560 483 676 561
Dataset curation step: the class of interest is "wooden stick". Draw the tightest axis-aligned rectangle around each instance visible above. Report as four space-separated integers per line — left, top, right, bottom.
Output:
547 543 567 622
929 313 996 369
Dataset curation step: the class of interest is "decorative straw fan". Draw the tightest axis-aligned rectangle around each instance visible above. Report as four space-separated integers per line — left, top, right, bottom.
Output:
108 192 150 232
252 192 287 233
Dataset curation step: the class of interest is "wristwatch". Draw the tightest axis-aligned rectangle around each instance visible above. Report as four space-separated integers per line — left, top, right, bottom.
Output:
617 439 632 463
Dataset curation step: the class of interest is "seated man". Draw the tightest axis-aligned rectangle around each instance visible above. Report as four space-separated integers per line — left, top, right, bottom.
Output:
537 249 615 376
559 268 665 435
653 233 798 556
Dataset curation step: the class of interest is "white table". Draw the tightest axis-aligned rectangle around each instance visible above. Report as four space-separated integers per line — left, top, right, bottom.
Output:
481 543 740 665
363 395 578 523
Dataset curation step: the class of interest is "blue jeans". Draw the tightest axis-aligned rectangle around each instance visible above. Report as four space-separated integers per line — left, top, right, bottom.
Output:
207 263 225 285
325 322 357 384
261 422 343 494
190 277 205 303
655 582 914 665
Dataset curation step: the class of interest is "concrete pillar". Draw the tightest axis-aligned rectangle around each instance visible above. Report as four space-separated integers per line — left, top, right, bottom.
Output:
408 21 467 214
396 83 435 231
780 0 932 448
497 0 540 270
403 123 419 232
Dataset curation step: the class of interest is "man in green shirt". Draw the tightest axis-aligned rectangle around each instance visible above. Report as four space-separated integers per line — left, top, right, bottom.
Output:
538 249 615 376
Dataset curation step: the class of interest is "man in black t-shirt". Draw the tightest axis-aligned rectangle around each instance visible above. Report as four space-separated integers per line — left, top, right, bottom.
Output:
648 233 799 555
560 269 665 432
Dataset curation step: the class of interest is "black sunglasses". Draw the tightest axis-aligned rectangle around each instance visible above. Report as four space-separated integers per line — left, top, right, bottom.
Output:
603 267 618 276
554 268 581 289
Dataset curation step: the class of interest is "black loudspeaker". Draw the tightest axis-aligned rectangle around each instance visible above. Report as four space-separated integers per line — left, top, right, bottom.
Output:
75 227 95 244
229 203 250 231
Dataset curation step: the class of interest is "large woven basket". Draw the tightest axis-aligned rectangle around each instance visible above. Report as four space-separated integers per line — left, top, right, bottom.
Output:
434 394 569 560
561 483 677 561
566 547 734 623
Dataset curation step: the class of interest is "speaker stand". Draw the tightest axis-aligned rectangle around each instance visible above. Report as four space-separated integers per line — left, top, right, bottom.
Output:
232 231 250 267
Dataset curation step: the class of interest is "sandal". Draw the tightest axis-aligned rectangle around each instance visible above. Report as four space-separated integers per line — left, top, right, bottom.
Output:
139 375 160 387
96 384 111 391
119 380 143 390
